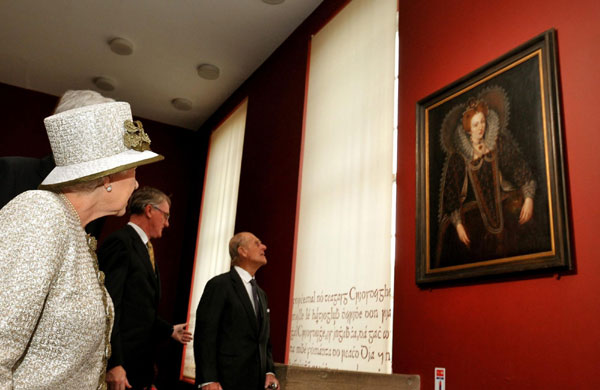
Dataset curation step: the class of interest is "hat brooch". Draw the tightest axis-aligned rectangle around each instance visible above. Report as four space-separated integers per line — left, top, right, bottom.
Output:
124 120 151 151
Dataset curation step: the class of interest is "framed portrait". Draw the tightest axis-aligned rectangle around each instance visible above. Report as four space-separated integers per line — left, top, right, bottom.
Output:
415 29 571 285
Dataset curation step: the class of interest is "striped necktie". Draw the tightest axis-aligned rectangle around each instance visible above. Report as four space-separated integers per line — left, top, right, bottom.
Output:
146 241 156 271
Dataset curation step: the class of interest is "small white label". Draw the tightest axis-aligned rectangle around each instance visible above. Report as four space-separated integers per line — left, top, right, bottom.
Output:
435 367 446 390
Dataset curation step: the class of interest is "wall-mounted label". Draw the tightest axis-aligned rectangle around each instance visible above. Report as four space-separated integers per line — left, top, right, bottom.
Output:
435 367 446 390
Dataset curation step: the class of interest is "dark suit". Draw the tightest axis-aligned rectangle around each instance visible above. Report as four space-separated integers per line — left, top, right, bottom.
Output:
194 268 274 390
0 155 54 209
98 224 172 388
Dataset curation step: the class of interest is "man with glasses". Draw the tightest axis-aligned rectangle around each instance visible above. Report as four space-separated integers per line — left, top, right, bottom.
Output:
98 186 192 390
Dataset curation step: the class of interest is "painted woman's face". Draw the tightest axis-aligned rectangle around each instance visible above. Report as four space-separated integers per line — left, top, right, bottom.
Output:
470 112 486 143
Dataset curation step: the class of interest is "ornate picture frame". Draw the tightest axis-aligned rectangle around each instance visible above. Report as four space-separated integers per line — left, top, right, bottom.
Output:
415 29 571 285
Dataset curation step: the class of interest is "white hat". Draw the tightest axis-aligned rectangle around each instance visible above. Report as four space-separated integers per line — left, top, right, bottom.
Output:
39 101 163 189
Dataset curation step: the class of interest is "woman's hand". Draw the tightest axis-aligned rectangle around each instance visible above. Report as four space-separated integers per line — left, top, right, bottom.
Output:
519 197 534 224
456 223 470 247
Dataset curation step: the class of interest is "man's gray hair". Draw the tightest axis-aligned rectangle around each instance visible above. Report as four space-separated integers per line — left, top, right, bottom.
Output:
127 186 171 215
54 90 115 114
229 232 249 265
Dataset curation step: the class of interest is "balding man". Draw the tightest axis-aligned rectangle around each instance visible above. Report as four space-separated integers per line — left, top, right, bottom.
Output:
194 232 279 390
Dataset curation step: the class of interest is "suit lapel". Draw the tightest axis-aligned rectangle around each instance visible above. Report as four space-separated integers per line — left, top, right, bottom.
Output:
229 269 259 333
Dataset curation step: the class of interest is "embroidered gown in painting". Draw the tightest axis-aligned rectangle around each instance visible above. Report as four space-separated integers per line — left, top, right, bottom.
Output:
435 109 538 268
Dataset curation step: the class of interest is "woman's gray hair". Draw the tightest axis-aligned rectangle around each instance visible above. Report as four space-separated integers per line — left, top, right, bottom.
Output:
54 90 115 114
58 170 131 194
127 186 171 215
59 178 104 193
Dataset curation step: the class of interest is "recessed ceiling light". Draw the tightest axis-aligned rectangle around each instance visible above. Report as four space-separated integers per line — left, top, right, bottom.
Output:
263 0 285 4
197 64 220 80
108 37 134 56
171 98 193 111
93 76 116 91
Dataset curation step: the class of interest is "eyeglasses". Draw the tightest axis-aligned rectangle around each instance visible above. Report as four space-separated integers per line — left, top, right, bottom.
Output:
151 205 170 221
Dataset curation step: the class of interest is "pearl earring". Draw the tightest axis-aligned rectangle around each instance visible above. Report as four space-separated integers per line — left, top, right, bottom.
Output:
106 185 112 192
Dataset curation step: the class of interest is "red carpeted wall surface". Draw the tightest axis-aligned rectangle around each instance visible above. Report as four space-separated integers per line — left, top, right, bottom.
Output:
394 0 600 388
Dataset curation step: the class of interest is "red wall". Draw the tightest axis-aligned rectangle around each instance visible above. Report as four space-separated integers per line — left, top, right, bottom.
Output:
394 0 600 389
0 83 56 157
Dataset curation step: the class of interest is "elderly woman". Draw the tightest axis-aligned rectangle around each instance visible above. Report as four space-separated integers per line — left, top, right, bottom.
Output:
435 87 537 268
0 91 163 390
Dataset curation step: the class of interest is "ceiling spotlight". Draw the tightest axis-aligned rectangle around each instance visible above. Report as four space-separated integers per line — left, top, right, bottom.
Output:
108 37 134 56
197 63 220 80
262 0 285 4
171 98 193 111
93 76 116 91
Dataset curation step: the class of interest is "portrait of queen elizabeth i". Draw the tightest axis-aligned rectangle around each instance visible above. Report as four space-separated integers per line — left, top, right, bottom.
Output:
417 30 569 284
434 86 546 268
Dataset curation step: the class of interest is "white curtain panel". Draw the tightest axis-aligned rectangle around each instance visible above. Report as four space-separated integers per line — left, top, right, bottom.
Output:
182 100 247 380
288 0 397 373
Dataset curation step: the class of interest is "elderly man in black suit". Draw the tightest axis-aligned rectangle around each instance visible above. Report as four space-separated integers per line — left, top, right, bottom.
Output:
99 186 192 390
194 232 280 390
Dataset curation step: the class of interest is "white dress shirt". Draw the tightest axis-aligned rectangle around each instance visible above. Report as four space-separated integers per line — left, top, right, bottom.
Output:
128 221 149 245
234 265 258 312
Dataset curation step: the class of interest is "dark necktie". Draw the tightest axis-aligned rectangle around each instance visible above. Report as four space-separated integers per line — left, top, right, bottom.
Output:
250 279 262 324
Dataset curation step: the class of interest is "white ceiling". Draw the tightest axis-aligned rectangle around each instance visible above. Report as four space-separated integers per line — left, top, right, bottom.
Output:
0 0 323 130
